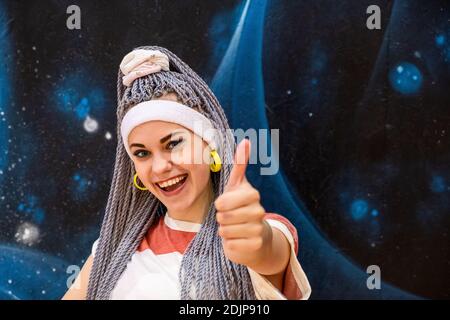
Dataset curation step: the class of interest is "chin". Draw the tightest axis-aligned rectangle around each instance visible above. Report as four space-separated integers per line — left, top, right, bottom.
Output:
165 200 192 213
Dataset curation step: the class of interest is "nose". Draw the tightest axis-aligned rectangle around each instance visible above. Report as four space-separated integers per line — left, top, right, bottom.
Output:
151 152 173 176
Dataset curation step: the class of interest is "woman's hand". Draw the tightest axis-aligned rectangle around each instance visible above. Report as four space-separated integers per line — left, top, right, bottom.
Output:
215 139 273 269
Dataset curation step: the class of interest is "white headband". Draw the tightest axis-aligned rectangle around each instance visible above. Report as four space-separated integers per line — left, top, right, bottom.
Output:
120 100 218 158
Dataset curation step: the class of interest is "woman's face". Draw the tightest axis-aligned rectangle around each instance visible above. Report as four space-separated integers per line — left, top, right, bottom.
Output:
127 95 212 214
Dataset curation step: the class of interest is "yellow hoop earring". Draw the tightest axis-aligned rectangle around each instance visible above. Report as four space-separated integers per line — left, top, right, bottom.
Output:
133 173 148 190
210 150 222 172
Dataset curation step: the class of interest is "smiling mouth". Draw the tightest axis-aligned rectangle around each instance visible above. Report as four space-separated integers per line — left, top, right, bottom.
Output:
156 174 188 193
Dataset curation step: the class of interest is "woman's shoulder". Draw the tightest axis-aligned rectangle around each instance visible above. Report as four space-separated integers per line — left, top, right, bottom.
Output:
263 212 299 254
264 212 295 226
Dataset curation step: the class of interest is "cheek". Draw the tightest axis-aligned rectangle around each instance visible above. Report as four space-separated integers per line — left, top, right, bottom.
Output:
134 162 144 175
187 164 211 190
134 162 151 184
170 143 196 165
179 136 209 166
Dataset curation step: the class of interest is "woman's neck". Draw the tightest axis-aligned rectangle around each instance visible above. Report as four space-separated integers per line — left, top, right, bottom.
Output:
166 180 214 224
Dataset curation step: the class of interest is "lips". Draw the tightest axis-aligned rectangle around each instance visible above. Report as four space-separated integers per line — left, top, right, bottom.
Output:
155 174 188 197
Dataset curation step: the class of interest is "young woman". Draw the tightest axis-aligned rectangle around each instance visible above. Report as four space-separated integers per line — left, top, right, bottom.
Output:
62 46 311 300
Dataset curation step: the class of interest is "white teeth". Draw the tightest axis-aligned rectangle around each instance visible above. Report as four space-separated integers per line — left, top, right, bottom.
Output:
157 175 185 188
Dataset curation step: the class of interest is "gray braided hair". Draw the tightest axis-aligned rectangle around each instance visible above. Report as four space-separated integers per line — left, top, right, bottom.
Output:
86 45 257 300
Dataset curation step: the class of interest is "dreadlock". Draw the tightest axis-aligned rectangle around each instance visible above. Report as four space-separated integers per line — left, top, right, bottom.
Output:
86 45 257 300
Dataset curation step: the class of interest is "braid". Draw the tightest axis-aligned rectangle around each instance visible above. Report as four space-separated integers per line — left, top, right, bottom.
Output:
87 46 256 299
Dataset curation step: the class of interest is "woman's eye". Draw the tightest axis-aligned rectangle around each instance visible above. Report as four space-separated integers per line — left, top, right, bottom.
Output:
133 150 150 158
167 137 184 150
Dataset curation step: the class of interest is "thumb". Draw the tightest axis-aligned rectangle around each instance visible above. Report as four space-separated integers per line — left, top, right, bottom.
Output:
225 138 251 191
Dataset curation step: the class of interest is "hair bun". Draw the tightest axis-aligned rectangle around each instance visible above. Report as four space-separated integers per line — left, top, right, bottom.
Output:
119 49 170 87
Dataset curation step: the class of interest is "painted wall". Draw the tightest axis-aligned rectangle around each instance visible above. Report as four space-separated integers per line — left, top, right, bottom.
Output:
0 0 448 299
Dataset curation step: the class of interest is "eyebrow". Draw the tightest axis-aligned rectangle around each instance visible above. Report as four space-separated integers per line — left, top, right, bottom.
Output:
129 130 185 149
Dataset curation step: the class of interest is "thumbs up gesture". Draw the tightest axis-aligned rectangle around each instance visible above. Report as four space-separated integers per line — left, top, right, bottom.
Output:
215 139 271 267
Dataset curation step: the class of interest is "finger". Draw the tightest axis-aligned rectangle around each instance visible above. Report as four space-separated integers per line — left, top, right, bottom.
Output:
222 238 264 252
225 138 251 191
216 203 265 225
215 187 260 211
218 223 265 239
